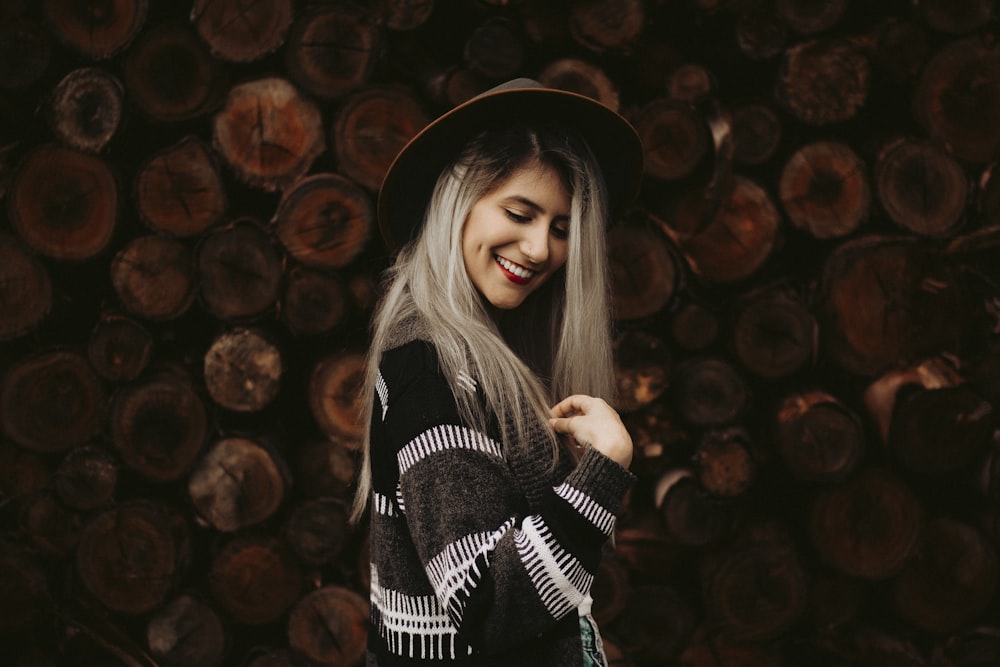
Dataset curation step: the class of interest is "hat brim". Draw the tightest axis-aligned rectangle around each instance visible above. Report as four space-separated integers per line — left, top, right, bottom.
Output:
377 81 644 250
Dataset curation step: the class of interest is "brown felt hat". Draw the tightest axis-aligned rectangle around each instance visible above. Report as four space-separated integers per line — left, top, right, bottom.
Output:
377 78 644 250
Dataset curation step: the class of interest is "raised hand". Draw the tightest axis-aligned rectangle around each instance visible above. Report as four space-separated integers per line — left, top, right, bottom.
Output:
549 394 633 469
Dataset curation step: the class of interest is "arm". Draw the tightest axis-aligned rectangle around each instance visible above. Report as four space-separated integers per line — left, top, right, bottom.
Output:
381 344 634 653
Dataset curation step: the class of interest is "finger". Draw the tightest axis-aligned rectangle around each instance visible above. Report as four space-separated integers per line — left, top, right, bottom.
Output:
548 416 576 434
549 394 591 418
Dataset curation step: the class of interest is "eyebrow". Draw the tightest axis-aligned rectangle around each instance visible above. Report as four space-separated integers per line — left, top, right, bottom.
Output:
502 195 570 222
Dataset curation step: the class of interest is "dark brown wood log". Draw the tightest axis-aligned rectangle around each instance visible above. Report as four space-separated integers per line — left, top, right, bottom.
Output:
43 0 148 60
654 469 728 547
208 534 301 625
294 437 357 500
244 647 297 667
803 573 863 637
190 0 292 63
188 436 289 532
893 518 997 634
776 38 870 125
19 490 82 558
203 327 283 413
110 367 208 481
853 629 928 667
134 135 227 237
937 626 1000 667
670 302 719 351
53 444 118 511
273 173 374 271
8 144 118 261
613 330 670 413
702 542 807 640
76 499 180 614
592 553 630 627
671 357 747 427
309 351 368 447
287 586 368 667
623 403 690 478
1 349 105 453
875 138 967 237
285 4 379 100
0 442 49 502
810 468 922 580
145 594 227 667
43 67 123 153
516 0 572 47
668 63 716 104
914 36 1000 163
607 221 677 321
889 382 994 475
817 236 969 376
212 76 325 191
694 427 757 498
464 17 523 80
733 288 816 378
124 22 229 122
0 18 52 90
0 233 52 341
423 66 491 109
777 0 848 34
775 390 865 482
283 497 349 567
280 265 349 337
779 140 871 239
568 0 645 54
633 98 708 181
197 219 284 322
676 626 787 667
611 585 694 665
661 174 780 283
537 57 620 111
110 234 197 321
735 11 787 61
867 18 928 84
87 312 153 382
374 0 434 32
331 84 429 192
914 0 993 34
0 541 49 635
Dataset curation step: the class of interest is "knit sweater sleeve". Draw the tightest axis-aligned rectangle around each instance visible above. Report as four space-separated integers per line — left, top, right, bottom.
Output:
374 340 635 654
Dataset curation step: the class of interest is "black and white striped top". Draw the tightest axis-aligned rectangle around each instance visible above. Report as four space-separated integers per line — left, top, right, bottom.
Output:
366 339 634 666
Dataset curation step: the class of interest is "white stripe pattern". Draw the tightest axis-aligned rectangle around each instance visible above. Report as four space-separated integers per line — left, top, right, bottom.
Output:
554 483 616 536
515 515 591 619
373 491 397 517
425 518 515 624
375 371 389 421
398 425 503 475
370 566 474 660
456 370 478 394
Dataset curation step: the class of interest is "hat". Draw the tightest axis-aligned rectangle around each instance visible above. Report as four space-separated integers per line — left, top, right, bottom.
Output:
377 78 644 250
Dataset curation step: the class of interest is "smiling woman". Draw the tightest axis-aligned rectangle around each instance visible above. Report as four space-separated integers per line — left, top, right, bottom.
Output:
352 79 644 666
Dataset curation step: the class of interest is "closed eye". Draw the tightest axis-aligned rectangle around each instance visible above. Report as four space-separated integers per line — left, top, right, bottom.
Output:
505 209 530 223
550 223 569 240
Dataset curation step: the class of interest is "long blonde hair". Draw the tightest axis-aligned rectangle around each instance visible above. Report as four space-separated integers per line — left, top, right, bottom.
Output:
351 124 614 522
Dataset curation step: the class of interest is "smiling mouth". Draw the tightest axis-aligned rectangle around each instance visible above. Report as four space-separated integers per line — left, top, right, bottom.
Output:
495 255 535 284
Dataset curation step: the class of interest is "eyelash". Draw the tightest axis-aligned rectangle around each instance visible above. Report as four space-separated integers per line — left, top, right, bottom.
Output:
504 209 569 239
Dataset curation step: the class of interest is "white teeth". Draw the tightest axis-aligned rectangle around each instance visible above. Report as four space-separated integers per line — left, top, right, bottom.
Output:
496 256 535 279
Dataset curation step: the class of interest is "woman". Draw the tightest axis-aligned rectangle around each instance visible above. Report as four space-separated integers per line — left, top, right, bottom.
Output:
353 79 644 666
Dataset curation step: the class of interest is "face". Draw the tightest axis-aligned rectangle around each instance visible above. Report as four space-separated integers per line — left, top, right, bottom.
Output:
461 161 571 312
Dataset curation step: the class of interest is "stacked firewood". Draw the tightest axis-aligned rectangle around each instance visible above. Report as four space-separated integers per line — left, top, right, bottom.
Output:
2 1 1000 665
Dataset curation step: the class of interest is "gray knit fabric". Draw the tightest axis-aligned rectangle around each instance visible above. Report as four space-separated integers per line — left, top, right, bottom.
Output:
366 317 635 665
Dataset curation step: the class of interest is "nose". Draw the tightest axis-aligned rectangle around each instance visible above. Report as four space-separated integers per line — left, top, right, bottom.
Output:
520 220 550 264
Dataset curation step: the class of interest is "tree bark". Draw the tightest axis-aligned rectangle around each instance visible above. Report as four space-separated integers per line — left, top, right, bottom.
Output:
43 67 124 153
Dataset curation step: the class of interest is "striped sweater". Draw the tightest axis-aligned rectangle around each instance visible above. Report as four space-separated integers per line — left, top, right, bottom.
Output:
366 336 635 666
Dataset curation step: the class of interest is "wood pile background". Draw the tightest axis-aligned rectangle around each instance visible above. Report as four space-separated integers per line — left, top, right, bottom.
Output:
2 0 1000 665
